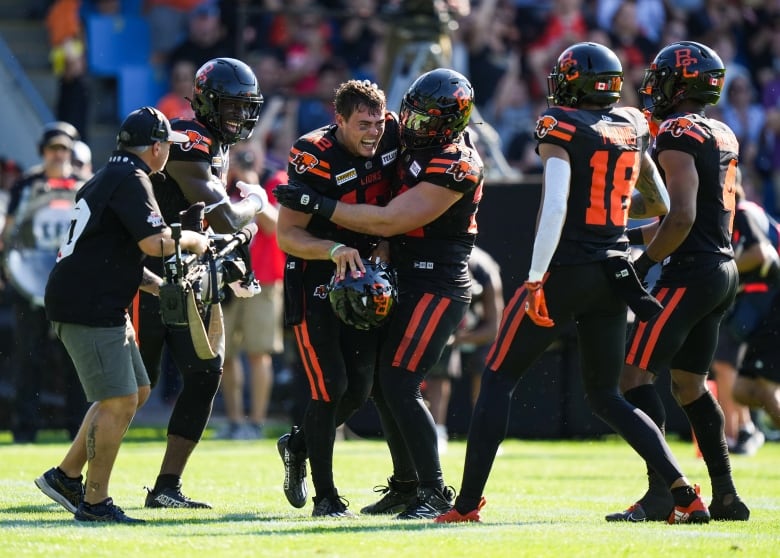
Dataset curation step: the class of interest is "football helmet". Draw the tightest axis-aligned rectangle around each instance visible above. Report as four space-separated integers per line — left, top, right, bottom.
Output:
328 259 397 330
547 42 623 108
191 57 264 145
640 41 725 120
400 68 474 149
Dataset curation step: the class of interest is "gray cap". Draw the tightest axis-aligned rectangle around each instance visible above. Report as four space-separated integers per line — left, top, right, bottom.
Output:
117 106 189 147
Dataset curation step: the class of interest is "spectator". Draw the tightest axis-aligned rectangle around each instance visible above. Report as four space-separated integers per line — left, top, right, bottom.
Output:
144 0 204 66
334 0 385 81
218 143 286 440
156 59 197 121
167 0 234 70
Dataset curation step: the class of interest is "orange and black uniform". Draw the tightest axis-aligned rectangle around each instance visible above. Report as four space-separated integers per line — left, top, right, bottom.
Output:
373 131 483 490
285 114 398 499
625 113 738 376
455 105 691 512
135 118 226 442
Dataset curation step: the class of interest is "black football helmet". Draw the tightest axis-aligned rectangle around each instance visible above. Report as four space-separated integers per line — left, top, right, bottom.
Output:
191 57 264 145
328 259 397 330
547 42 623 108
399 68 474 149
640 41 725 120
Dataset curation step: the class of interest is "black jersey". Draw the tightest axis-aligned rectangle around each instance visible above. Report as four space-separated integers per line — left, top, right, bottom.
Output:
653 112 737 259
288 112 398 261
45 152 167 327
733 199 780 285
150 118 228 226
535 105 650 265
390 130 484 300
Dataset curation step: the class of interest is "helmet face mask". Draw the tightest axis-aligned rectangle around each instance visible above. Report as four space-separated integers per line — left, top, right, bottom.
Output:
639 41 725 120
328 260 397 330
192 57 263 145
547 42 623 108
400 68 474 149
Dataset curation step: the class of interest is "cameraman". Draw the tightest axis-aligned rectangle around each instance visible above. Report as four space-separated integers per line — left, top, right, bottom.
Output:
37 107 207 523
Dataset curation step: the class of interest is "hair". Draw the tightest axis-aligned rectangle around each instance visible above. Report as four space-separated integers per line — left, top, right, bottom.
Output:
333 80 386 120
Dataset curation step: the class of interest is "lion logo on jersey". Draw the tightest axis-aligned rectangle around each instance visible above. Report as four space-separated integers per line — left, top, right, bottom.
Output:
662 116 696 138
291 151 319 174
446 160 471 182
535 115 559 138
179 129 211 153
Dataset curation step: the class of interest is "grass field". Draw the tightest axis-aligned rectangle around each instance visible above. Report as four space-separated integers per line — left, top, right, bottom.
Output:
1 427 778 558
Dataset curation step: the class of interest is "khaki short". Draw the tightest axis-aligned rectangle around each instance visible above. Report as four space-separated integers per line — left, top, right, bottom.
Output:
52 317 150 402
223 281 284 358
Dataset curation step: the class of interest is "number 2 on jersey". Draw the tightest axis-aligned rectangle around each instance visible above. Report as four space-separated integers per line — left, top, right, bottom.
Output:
586 150 639 226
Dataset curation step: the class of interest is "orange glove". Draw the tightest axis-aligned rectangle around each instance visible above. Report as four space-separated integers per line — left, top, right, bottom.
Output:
524 281 555 328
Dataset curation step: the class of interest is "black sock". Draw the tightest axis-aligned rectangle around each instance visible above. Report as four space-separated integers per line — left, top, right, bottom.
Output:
671 485 698 508
390 477 418 492
682 391 734 494
154 474 181 492
289 428 307 454
455 496 482 515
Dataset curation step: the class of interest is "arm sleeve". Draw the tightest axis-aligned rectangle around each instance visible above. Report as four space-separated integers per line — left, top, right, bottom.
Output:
527 156 570 282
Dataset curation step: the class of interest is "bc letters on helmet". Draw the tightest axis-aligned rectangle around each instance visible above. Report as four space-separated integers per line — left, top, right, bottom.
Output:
191 57 264 145
329 260 397 330
547 42 623 108
400 68 474 149
639 40 725 120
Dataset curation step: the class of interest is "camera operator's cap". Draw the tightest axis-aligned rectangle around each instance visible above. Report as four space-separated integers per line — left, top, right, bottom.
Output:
117 106 190 146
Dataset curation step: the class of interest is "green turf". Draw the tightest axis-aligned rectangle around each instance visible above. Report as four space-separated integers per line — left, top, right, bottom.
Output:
1 429 778 557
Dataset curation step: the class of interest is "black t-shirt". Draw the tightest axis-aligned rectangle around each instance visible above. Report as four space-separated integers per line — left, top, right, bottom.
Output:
389 130 484 301
45 152 166 326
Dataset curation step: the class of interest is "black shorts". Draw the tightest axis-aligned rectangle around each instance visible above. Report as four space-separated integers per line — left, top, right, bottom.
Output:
626 255 738 375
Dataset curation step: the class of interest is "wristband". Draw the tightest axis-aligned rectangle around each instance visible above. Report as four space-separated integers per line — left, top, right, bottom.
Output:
626 227 644 245
633 251 657 280
329 243 345 260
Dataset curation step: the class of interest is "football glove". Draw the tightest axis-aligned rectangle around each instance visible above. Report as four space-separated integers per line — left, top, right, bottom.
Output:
524 281 554 328
229 278 261 298
273 181 337 219
632 251 657 283
236 180 268 214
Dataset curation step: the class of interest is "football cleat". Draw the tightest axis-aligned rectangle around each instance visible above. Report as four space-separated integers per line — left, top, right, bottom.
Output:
396 486 456 520
604 502 669 522
360 478 418 515
312 494 355 518
277 427 308 508
668 485 710 524
709 496 750 521
144 485 212 509
75 498 145 524
35 467 84 513
434 497 486 523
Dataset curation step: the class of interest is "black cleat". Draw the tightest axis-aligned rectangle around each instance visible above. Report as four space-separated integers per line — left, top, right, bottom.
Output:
144 484 212 509
277 427 308 508
75 498 145 524
360 478 418 515
605 502 670 522
396 486 456 520
35 467 84 513
312 494 355 518
709 496 750 521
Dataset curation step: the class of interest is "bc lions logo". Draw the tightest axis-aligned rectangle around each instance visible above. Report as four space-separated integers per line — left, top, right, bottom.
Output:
664 116 696 138
179 130 210 152
535 115 559 138
291 152 319 174
446 160 471 182
313 285 329 299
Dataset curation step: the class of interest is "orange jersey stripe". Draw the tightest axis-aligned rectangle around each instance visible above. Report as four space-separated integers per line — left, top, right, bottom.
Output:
294 322 330 402
407 297 450 371
635 287 686 370
486 287 527 371
392 293 435 368
626 287 670 364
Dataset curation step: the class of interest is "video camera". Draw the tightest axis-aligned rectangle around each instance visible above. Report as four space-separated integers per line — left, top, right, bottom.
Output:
158 221 257 327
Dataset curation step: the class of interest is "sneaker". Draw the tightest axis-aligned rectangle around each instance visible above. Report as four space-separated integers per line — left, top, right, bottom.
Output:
312 494 355 518
709 495 750 521
396 486 456 520
277 428 307 508
360 478 418 515
75 498 145 524
668 485 710 524
605 502 669 522
34 467 84 513
144 484 212 509
434 497 486 523
730 428 765 456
